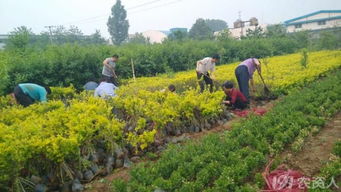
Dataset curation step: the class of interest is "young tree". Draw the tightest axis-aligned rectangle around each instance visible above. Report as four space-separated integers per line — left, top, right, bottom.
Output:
205 19 228 32
107 0 129 45
189 18 213 40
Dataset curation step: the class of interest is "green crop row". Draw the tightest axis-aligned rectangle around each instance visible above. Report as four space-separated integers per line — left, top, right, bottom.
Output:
112 70 341 192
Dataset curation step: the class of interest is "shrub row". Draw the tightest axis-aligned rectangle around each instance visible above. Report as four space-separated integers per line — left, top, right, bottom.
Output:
112 70 341 192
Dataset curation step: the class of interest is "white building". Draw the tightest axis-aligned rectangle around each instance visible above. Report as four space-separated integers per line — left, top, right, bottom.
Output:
214 17 268 39
284 10 341 33
142 30 167 43
228 24 268 39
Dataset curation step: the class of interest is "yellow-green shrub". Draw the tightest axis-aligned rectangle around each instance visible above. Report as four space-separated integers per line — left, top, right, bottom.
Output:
0 97 124 188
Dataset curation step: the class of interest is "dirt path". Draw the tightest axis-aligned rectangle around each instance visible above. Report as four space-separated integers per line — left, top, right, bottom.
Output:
281 113 341 177
84 100 278 192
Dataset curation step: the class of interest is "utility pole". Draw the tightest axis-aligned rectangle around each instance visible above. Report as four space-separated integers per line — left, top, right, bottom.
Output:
238 11 243 37
44 26 55 44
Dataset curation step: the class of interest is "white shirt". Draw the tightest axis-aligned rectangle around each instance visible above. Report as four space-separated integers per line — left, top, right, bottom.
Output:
196 57 215 74
94 82 118 98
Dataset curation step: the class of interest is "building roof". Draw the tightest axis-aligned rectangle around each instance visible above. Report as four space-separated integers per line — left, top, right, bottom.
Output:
284 10 341 25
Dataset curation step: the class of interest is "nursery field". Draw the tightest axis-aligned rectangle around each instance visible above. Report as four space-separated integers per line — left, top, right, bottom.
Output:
120 50 341 94
0 50 340 191
111 70 341 192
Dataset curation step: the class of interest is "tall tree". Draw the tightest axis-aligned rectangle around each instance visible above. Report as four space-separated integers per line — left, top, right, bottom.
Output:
290 31 309 48
107 0 129 45
266 24 287 38
168 30 188 41
318 31 337 50
189 18 213 40
66 25 84 43
216 29 232 41
6 26 33 50
128 33 150 44
245 26 265 39
205 19 228 32
87 30 107 45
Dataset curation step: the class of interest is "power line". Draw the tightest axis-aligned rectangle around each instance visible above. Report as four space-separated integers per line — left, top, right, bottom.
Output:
128 0 163 10
62 15 107 26
61 0 184 26
58 0 168 26
130 0 182 15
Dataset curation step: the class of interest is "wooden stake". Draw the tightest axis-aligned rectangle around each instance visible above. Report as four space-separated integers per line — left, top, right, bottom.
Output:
131 58 136 81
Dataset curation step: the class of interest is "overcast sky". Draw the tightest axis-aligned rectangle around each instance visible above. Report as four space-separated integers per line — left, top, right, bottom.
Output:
1 0 340 38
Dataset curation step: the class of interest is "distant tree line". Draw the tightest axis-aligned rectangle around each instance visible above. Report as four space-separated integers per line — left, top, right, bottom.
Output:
5 26 107 51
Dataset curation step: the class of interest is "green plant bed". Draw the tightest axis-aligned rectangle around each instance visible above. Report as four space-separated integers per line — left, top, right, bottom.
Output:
112 70 341 191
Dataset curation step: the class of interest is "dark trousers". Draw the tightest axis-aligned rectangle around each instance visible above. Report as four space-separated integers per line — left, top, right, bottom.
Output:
233 99 248 110
235 65 250 101
224 96 247 110
197 72 213 93
102 75 119 86
13 86 34 107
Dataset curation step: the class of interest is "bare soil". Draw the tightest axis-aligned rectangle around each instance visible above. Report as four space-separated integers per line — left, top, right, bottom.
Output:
281 113 341 177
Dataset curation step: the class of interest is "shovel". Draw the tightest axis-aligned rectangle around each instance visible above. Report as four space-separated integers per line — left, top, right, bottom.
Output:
256 68 271 95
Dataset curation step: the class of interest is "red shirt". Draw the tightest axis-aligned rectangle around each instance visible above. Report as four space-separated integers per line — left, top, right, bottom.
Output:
227 88 247 104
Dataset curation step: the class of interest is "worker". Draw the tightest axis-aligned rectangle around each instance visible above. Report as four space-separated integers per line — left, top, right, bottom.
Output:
161 84 176 93
196 54 220 93
235 58 261 102
221 81 248 110
12 83 51 107
94 79 118 99
84 81 99 91
102 54 119 86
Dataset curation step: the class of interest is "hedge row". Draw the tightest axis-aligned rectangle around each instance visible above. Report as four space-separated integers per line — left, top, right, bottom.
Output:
0 37 302 94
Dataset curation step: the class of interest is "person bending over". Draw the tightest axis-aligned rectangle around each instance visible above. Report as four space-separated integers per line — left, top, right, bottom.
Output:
196 54 220 93
102 54 119 86
12 83 51 107
235 58 261 102
94 79 119 99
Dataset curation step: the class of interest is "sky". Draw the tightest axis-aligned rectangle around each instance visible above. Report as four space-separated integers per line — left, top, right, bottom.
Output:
1 0 341 38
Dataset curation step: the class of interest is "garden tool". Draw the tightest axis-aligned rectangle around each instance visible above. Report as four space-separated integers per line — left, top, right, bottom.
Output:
257 68 271 95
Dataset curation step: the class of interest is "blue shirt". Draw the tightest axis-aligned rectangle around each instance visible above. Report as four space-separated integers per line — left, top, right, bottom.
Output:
19 83 47 102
